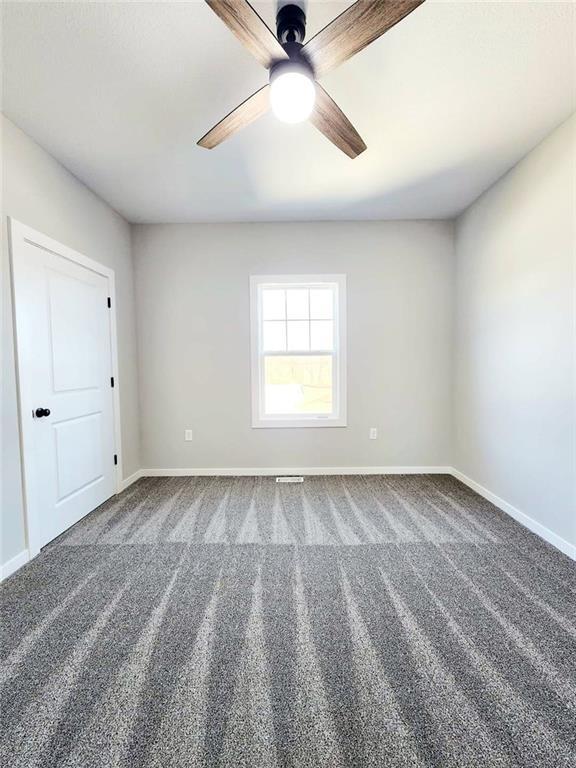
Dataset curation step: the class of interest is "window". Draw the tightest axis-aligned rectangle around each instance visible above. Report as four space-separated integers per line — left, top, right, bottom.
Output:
250 275 346 428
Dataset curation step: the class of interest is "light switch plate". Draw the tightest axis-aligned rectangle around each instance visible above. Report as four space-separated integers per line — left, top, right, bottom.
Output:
184 429 193 441
369 427 378 440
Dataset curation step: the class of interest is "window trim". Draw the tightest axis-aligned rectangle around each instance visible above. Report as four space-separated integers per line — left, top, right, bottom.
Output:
250 274 347 429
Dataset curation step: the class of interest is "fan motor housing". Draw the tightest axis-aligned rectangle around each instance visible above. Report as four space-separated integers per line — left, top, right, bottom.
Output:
273 4 313 79
276 4 306 44
270 50 314 84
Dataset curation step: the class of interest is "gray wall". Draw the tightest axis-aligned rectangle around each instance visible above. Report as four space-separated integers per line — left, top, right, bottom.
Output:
454 114 576 548
1 116 140 567
3 110 573 568
133 221 455 471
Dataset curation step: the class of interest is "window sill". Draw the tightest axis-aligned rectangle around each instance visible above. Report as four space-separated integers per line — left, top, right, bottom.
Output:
252 417 347 429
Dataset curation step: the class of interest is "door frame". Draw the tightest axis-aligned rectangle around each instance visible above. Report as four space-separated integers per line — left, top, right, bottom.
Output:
8 218 123 557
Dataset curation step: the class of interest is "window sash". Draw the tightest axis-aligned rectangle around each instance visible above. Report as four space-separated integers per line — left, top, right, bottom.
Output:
262 319 335 353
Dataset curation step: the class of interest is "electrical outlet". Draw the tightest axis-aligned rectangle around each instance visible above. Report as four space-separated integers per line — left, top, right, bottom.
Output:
369 427 378 440
184 429 193 441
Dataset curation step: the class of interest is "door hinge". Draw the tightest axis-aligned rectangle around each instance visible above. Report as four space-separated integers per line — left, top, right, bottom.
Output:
114 454 118 466
110 376 115 388
107 296 111 308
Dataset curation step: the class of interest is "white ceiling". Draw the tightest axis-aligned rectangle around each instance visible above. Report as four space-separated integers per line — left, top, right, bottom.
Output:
2 1 575 223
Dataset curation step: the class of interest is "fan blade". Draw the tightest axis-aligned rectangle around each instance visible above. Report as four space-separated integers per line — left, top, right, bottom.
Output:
197 85 270 148
303 0 425 78
309 85 366 159
205 0 288 69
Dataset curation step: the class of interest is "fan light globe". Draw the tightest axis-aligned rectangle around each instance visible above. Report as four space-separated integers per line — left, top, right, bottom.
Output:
270 71 316 124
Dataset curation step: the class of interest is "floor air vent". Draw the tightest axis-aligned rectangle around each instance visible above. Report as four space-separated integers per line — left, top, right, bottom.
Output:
276 476 304 483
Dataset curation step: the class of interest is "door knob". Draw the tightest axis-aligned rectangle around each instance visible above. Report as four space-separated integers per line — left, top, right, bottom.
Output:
35 408 51 418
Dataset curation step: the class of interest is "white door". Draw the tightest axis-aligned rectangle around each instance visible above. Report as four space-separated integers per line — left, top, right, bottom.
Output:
11 222 117 554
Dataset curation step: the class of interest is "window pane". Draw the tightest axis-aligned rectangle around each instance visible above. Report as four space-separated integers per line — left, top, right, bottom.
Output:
310 288 333 319
262 289 285 320
286 289 309 320
264 355 333 414
263 321 286 351
287 320 309 351
310 320 333 350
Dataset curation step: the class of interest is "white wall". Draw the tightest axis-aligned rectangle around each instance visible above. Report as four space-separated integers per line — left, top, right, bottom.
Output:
1 116 140 568
133 221 454 471
454 114 576 550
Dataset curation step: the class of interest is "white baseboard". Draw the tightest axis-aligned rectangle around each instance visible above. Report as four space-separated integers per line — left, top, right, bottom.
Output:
119 469 144 492
451 468 576 561
142 466 452 477
0 549 30 582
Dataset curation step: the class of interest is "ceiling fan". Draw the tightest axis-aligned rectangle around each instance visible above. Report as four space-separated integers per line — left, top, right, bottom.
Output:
197 0 425 158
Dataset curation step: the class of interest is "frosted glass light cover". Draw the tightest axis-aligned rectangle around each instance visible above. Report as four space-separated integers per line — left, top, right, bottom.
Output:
270 72 316 124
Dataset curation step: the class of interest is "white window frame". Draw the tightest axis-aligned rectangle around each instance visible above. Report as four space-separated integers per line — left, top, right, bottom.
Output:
250 274 347 428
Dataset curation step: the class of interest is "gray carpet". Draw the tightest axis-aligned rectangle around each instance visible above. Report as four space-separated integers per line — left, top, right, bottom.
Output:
1 474 575 767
